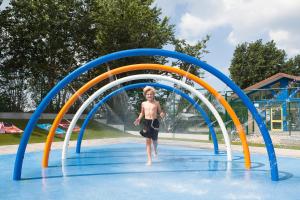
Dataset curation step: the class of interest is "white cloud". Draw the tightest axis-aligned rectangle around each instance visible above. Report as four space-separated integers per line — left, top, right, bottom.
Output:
269 30 289 43
178 13 226 44
156 0 300 57
227 32 238 46
269 29 300 55
0 0 10 10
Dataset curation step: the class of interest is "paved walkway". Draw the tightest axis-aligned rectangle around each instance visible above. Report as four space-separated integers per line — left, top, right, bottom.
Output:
1 137 300 158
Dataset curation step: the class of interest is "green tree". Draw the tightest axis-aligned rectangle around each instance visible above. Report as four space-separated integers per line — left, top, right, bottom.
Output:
0 0 175 113
0 0 210 119
84 0 175 84
84 0 175 122
171 36 209 84
229 39 287 89
0 0 88 112
285 54 300 76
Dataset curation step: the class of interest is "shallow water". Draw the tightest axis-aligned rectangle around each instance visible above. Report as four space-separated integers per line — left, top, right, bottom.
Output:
0 143 299 199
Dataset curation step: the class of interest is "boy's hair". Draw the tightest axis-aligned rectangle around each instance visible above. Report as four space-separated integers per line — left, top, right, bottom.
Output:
143 86 156 96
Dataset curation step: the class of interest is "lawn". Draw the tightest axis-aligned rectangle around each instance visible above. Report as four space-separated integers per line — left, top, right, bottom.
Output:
0 119 132 145
1 119 299 150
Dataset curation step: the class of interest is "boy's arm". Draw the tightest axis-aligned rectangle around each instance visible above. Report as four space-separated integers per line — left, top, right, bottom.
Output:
157 102 165 118
134 102 144 125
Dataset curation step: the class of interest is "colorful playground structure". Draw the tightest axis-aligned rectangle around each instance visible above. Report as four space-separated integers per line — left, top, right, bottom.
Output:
0 122 23 134
36 121 80 138
13 48 279 181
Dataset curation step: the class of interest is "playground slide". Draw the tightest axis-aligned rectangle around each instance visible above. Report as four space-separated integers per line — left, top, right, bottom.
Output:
0 122 23 134
36 123 65 137
59 120 80 132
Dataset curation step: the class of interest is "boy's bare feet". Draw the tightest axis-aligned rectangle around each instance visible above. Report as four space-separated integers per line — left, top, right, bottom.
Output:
146 161 152 166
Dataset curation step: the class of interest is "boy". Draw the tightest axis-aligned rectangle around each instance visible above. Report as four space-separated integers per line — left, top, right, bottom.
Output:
134 86 165 165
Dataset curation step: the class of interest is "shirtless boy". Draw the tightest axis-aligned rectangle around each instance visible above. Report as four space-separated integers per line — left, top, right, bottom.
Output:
134 86 165 165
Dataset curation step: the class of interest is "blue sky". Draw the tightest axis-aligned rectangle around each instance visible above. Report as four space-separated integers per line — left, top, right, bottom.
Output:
1 0 300 91
154 0 300 91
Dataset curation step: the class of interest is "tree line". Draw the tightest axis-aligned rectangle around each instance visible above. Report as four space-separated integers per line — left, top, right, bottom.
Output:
0 0 208 113
1 0 299 114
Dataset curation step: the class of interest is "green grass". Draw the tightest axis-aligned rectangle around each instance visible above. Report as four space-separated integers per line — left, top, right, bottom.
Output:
0 119 132 146
1 119 299 150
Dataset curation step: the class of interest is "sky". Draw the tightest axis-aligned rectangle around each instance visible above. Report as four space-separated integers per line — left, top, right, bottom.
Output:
154 0 300 91
1 0 300 91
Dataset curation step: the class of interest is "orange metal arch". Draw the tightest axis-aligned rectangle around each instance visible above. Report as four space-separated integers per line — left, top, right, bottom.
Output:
43 64 251 169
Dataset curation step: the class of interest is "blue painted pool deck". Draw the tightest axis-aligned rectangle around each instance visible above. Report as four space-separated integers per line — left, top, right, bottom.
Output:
0 143 300 199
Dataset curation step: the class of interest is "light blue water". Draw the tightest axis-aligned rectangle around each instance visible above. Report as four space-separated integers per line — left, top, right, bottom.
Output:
0 143 299 199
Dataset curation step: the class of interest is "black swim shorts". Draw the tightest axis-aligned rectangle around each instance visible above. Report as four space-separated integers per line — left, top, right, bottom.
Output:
139 119 159 140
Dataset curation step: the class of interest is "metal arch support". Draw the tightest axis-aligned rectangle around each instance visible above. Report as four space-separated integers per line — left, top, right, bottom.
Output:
13 48 277 181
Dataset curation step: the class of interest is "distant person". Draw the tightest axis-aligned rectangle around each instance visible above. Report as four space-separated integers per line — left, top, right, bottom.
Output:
134 86 165 165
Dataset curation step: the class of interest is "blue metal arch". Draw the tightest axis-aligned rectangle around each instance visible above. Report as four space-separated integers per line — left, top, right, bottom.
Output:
14 48 278 181
75 82 219 154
